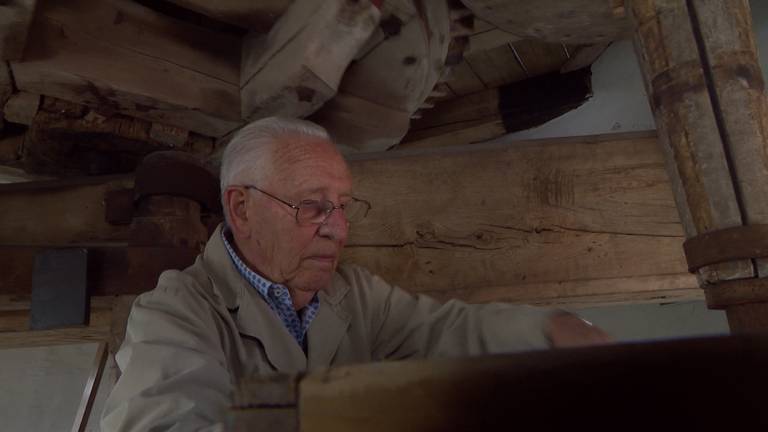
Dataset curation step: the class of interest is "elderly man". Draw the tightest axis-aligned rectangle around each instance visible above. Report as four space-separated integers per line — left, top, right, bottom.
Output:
101 117 608 431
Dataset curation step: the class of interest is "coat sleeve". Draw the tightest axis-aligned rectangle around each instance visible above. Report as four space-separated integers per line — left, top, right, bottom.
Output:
352 267 556 361
100 270 232 432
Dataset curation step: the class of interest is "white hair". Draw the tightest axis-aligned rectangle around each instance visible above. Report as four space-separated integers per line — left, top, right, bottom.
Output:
219 117 331 223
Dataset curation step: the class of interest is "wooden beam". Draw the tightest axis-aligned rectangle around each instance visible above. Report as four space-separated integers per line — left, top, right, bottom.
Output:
0 326 109 349
314 1 451 152
10 0 243 137
0 175 134 245
292 335 768 431
240 0 380 120
2 91 39 125
0 133 702 306
403 68 593 149
0 0 37 60
18 97 216 176
343 132 699 306
162 0 291 31
461 0 631 44
561 44 611 73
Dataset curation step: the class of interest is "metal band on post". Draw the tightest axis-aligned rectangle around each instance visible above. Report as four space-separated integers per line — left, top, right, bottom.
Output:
683 224 768 273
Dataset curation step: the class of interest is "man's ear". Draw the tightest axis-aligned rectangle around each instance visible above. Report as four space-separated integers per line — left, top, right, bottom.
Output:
224 187 252 238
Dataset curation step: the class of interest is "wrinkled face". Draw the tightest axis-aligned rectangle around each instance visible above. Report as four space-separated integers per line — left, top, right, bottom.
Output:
228 134 352 296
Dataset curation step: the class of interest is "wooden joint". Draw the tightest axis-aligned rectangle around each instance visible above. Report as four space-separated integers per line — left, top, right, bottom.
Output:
704 277 768 310
683 225 768 273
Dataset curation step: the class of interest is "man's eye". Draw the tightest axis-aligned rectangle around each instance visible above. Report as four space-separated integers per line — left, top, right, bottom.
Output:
299 200 320 207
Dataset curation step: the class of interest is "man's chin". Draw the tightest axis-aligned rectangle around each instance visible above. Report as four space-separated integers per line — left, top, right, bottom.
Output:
292 267 336 293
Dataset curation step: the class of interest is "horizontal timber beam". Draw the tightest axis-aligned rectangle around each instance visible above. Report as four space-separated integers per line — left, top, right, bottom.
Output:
0 132 700 306
10 0 243 137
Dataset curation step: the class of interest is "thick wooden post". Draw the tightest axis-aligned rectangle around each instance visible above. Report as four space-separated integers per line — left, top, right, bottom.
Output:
630 0 768 331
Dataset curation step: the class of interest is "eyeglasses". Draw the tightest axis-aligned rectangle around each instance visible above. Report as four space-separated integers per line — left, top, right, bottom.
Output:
239 185 371 225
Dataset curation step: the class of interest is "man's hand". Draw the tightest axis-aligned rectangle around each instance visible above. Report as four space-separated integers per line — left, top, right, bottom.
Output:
546 311 612 348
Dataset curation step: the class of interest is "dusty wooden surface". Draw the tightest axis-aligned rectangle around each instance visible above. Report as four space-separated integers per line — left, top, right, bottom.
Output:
10 0 243 137
0 0 36 60
240 0 379 120
461 0 631 44
0 133 702 306
0 326 109 349
343 132 698 306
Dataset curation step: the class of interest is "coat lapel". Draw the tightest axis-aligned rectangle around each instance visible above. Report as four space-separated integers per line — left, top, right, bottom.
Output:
307 273 351 369
200 225 307 372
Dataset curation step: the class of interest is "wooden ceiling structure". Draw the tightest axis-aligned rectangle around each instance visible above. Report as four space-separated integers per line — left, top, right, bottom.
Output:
1 0 768 349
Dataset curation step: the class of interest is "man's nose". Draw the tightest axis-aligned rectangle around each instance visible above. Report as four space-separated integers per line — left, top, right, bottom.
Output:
318 208 349 241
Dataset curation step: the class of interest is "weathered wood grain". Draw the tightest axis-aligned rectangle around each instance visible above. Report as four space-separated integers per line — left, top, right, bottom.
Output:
342 132 699 305
0 133 701 306
631 0 754 283
0 326 109 349
11 0 243 137
0 175 134 245
461 0 631 44
240 0 380 119
0 0 37 60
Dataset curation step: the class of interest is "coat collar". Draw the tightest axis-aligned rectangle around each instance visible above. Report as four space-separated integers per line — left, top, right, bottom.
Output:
199 224 351 371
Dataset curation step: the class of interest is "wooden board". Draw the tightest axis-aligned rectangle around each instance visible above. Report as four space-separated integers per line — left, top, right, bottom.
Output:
444 61 486 96
0 0 37 60
163 0 291 31
11 0 243 137
464 44 527 88
0 326 109 349
461 0 631 44
240 0 379 119
0 133 702 306
0 175 134 245
343 132 700 305
511 39 568 77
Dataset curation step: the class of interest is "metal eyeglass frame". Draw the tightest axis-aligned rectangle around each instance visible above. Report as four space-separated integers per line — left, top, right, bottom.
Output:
239 184 371 225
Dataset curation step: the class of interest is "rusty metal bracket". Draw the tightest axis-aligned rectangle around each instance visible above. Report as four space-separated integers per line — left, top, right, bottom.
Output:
134 151 221 213
705 278 768 309
683 225 768 273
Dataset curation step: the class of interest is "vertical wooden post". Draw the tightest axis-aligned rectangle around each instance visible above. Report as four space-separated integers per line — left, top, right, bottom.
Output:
630 0 768 331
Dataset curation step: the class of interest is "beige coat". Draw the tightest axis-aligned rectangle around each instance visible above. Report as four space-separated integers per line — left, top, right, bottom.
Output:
101 225 553 431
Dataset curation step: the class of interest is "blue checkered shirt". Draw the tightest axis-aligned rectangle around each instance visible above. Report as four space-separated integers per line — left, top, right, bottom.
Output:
221 229 319 347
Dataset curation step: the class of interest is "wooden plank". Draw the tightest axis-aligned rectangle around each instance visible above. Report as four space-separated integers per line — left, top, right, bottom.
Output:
464 45 527 88
2 91 40 125
0 303 111 333
0 63 13 120
240 0 380 119
0 0 37 60
444 61 486 96
461 0 631 44
298 335 768 431
11 0 243 137
468 28 520 54
343 132 699 305
511 39 569 77
0 326 109 349
561 43 611 73
0 246 199 298
163 0 291 31
0 175 134 245
0 133 703 306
